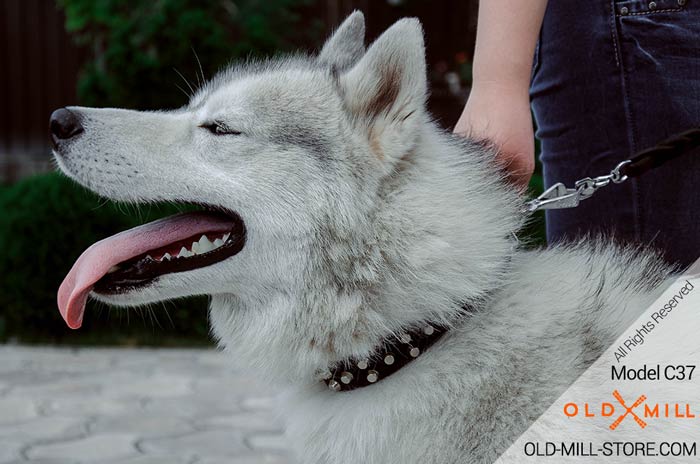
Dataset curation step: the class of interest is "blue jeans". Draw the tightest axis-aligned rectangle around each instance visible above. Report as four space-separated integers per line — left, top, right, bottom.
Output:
530 0 700 268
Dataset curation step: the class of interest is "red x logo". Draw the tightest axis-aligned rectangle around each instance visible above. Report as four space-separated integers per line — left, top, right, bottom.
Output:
609 390 647 430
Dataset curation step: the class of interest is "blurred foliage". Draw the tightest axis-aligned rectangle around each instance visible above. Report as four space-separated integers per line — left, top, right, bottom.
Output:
58 0 321 109
0 173 211 345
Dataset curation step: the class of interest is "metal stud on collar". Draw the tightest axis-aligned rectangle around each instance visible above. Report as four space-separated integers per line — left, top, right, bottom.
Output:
340 371 354 384
367 370 379 383
328 379 341 391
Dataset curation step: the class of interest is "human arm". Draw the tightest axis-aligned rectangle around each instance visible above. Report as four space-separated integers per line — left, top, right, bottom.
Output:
454 0 548 188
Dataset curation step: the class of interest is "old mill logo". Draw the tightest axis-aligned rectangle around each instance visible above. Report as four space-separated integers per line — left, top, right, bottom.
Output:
564 390 695 430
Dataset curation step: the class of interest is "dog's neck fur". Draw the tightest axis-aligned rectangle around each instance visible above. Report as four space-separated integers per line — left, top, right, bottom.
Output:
210 123 524 387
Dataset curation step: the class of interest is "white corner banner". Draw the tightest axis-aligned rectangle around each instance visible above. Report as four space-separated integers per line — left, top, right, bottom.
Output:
496 261 700 463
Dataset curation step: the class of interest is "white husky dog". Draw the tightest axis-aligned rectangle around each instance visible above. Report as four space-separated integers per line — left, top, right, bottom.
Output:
52 12 674 463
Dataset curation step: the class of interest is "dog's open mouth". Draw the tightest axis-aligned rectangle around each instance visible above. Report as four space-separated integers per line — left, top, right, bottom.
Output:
58 209 245 330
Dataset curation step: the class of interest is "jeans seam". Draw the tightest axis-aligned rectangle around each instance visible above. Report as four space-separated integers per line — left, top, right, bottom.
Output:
616 7 684 16
610 0 643 240
608 2 621 67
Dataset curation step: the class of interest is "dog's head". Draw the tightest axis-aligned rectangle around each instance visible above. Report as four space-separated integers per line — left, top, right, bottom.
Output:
54 13 521 379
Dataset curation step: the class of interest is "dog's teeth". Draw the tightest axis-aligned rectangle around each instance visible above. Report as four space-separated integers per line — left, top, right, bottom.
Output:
162 253 172 261
198 235 215 253
213 238 224 247
146 255 154 261
222 233 230 242
191 242 201 254
107 265 120 274
178 247 193 258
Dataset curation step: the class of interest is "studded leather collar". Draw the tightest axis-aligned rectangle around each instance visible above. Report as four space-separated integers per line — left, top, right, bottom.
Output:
318 321 451 392
316 264 506 392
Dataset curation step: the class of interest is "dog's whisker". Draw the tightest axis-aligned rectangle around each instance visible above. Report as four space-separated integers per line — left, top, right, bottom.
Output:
174 82 192 100
192 46 205 89
173 67 196 97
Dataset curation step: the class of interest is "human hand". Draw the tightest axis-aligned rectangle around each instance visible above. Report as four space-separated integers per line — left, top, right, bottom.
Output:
454 82 535 190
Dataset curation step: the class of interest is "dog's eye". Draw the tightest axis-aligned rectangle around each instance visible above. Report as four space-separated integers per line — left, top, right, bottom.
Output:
199 122 242 136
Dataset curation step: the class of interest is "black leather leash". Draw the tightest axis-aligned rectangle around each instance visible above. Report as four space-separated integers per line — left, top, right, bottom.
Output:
524 128 700 213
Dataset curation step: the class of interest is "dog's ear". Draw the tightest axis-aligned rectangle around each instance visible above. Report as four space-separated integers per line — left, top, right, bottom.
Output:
318 11 365 71
340 18 427 165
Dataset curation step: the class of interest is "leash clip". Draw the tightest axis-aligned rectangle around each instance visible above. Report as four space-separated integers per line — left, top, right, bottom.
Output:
523 160 631 213
523 183 581 212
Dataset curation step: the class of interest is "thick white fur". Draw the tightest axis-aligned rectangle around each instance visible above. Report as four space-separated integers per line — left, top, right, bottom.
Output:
54 12 675 463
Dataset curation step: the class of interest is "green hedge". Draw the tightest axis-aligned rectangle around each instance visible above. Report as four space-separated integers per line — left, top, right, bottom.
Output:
0 173 211 345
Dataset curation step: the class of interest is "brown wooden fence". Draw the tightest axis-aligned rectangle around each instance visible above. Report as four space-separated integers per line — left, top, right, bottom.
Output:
0 0 475 183
0 0 85 182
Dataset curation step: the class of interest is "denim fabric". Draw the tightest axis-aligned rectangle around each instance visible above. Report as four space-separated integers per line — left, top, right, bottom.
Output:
530 0 700 268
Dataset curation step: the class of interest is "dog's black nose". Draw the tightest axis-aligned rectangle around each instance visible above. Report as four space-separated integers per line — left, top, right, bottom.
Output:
50 108 83 148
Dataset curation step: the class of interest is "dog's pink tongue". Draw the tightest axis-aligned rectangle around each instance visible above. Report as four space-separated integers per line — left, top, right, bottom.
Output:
58 212 235 329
